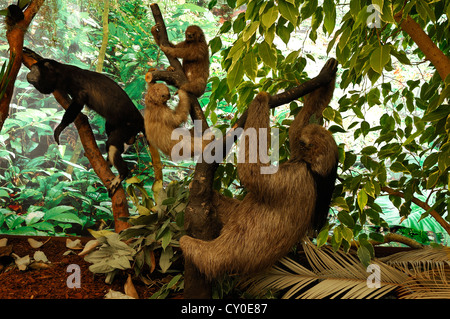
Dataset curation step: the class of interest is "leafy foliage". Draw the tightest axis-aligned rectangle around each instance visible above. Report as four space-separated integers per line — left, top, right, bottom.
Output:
83 181 188 290
209 0 450 260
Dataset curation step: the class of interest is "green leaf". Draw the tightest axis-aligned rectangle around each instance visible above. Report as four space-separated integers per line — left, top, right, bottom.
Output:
357 189 368 211
390 162 410 173
341 227 354 243
227 59 244 90
243 21 259 42
43 206 76 221
323 0 336 35
350 0 361 18
422 104 450 122
361 146 378 155
279 0 298 26
47 212 82 225
426 170 440 189
357 245 371 267
417 0 436 22
363 180 376 198
243 50 258 81
301 0 318 20
258 41 277 69
316 226 329 248
161 229 173 251
30 221 54 232
25 211 45 226
209 37 222 56
370 45 391 74
423 152 439 169
338 211 355 228
333 197 350 211
261 6 278 28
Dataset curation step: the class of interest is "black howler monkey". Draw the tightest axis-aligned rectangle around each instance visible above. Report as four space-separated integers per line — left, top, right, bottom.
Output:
2 0 30 26
26 58 144 195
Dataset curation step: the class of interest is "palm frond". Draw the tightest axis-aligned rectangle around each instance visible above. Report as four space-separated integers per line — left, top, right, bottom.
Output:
397 269 450 299
381 247 450 299
381 246 450 280
245 240 409 299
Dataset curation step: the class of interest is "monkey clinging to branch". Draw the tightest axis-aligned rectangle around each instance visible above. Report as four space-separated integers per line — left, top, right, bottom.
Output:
144 80 212 161
151 24 209 97
180 59 339 279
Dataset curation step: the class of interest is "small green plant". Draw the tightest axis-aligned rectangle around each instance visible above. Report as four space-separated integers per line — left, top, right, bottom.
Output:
121 180 188 276
83 180 188 294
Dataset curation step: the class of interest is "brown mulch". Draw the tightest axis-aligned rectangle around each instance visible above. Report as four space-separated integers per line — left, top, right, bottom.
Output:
0 235 162 299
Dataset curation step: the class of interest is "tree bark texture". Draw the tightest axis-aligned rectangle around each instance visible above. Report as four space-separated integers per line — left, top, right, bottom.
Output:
0 0 45 131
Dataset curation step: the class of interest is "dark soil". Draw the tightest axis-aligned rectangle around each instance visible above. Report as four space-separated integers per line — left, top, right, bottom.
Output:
0 235 166 299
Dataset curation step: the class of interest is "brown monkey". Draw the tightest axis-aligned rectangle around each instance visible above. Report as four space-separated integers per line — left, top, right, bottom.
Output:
180 59 339 279
151 24 209 97
144 81 210 161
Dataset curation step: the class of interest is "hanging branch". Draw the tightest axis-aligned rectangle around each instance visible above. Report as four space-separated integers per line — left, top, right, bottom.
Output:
382 186 450 235
22 48 130 233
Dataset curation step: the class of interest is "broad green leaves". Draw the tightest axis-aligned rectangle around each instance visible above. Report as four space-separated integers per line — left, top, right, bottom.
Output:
370 45 391 74
258 41 277 70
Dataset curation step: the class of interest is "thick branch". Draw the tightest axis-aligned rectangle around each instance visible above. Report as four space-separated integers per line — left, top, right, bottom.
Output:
149 3 183 71
22 49 130 233
394 11 450 81
0 0 44 131
220 58 338 159
381 186 450 235
371 233 423 249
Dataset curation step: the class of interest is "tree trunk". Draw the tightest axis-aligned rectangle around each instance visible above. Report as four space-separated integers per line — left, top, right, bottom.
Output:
0 0 45 132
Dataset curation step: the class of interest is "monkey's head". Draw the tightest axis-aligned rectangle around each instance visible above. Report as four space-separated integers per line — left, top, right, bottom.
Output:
185 25 205 43
292 124 338 177
27 59 59 94
145 83 171 106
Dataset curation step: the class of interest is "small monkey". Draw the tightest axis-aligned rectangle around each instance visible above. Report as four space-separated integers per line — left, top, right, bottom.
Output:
144 80 210 161
151 24 209 97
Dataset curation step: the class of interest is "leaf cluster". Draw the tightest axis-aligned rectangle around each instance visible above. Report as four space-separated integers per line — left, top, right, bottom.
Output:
84 233 136 284
206 0 450 265
83 181 188 288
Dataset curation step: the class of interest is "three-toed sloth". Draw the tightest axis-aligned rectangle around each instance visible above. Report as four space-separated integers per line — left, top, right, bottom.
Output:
180 59 339 279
